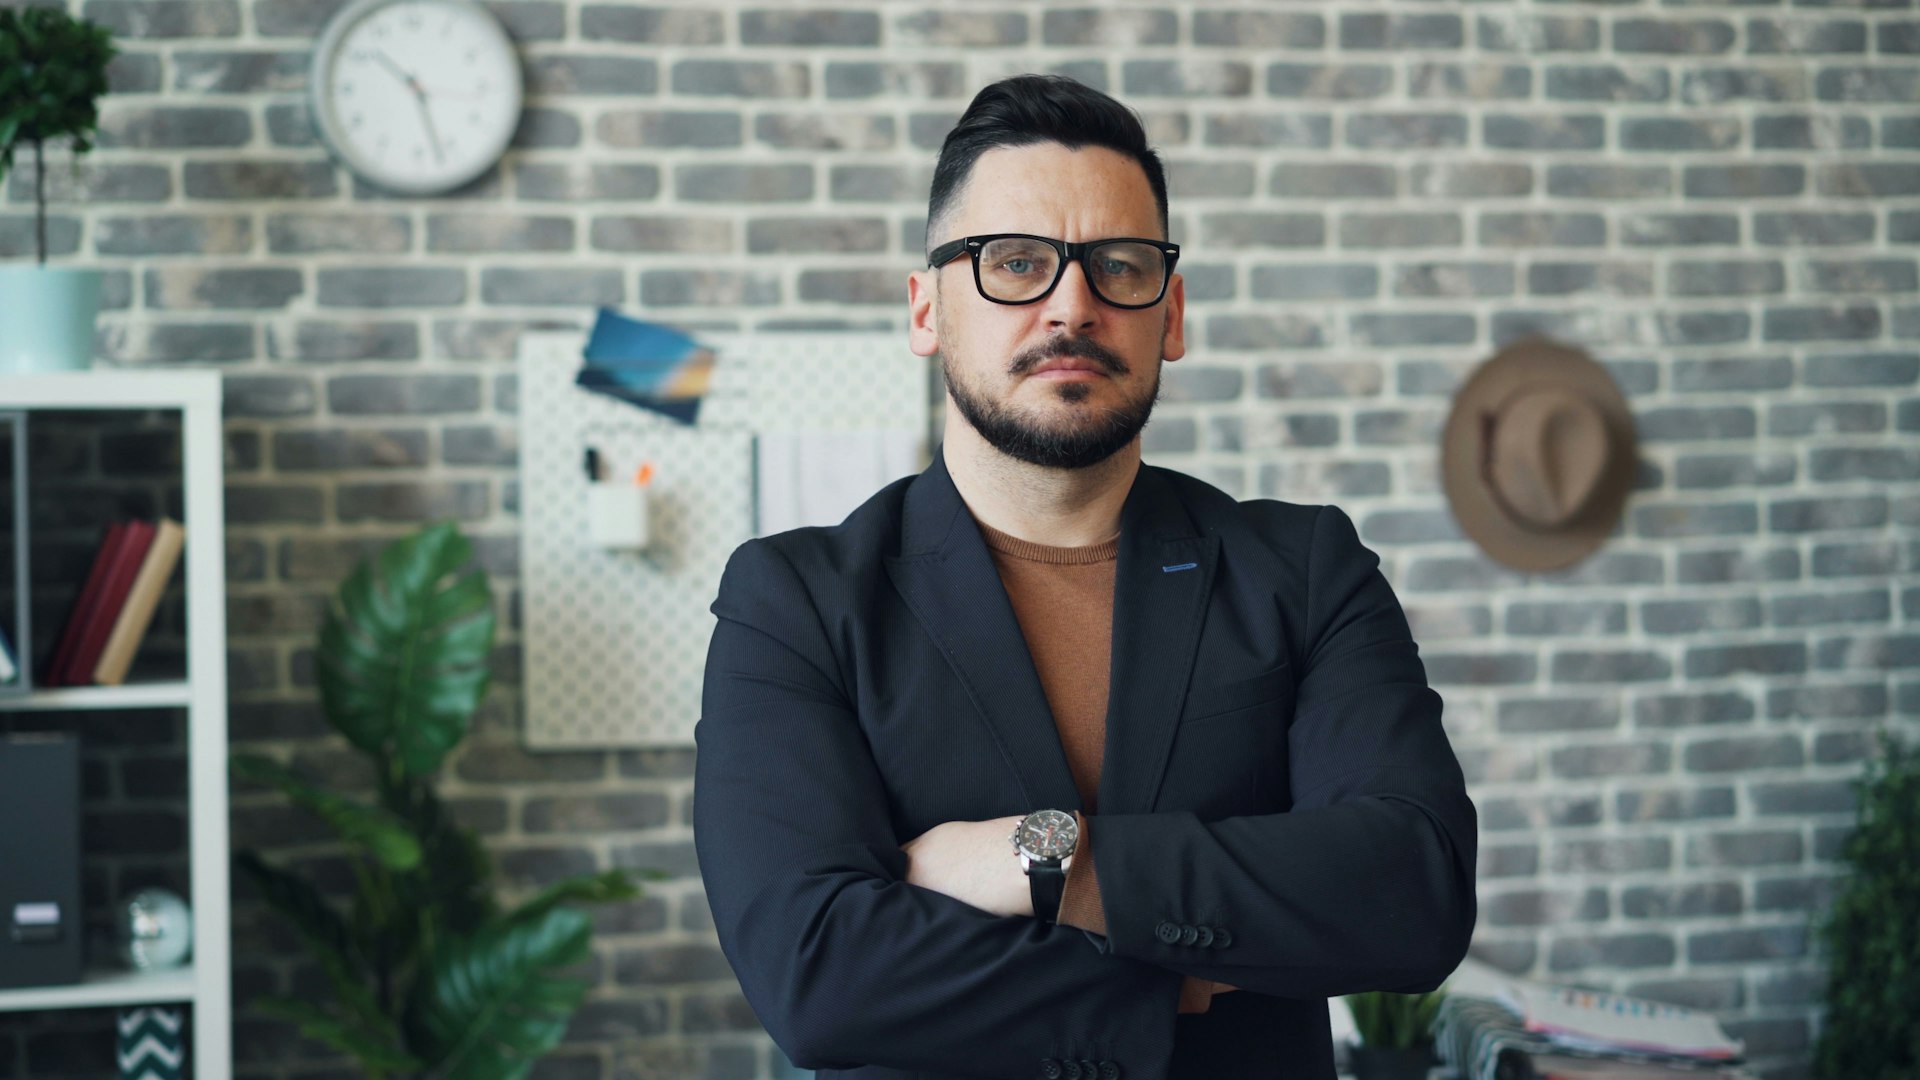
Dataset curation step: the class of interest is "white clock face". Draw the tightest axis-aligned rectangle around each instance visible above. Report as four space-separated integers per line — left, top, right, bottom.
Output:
311 0 523 195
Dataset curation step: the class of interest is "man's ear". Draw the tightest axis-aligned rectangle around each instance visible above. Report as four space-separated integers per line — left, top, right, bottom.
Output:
1160 273 1186 363
908 269 941 358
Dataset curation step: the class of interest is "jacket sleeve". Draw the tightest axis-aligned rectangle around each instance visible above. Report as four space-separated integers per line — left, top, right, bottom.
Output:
1077 503 1478 999
693 538 1187 1078
1056 818 1234 1014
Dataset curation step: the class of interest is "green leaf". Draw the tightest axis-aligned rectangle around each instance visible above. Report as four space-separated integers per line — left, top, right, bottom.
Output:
232 754 422 870
506 869 645 927
407 907 596 1080
1812 730 1920 1078
385 775 499 938
233 850 357 968
255 996 421 1074
316 521 496 778
0 9 115 146
0 116 17 184
346 858 416 992
232 850 395 1044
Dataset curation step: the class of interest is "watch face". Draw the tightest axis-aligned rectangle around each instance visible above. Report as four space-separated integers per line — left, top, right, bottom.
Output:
1016 809 1077 860
311 0 523 195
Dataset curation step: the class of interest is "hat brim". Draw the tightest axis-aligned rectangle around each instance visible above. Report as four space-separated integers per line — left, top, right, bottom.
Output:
1440 338 1639 573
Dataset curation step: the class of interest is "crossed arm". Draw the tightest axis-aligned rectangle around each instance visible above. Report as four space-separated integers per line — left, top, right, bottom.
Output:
899 811 1235 1013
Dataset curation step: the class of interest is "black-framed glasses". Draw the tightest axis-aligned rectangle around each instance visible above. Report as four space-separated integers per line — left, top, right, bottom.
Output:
927 233 1180 310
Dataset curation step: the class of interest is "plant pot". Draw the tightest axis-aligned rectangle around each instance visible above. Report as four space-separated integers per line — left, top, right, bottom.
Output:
0 266 102 373
1348 1043 1434 1080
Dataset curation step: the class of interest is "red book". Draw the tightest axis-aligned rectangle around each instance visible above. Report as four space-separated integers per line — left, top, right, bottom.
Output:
63 519 157 687
43 521 128 687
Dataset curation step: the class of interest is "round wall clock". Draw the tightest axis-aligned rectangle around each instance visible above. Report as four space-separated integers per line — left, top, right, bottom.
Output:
309 0 523 196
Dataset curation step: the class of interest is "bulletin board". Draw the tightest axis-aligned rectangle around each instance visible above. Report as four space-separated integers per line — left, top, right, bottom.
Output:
516 331 931 748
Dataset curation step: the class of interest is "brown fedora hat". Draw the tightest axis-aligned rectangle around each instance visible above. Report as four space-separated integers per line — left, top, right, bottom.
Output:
1440 338 1639 572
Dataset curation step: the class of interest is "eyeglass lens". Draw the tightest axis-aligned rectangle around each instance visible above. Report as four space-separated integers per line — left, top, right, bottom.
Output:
977 237 1167 305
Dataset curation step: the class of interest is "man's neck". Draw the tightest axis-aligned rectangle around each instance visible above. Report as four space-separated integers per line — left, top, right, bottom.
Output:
942 402 1139 548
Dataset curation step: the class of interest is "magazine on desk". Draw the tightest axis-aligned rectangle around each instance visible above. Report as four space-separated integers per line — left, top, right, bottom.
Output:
1433 958 1751 1080
1494 980 1744 1059
1510 1052 1759 1080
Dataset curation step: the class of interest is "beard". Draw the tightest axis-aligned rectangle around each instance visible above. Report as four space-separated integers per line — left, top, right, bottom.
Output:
941 323 1163 471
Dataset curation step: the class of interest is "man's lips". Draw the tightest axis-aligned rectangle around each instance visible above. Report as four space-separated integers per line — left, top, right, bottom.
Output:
1028 358 1108 379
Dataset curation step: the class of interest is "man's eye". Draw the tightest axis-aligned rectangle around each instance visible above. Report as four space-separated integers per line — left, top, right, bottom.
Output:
1098 258 1136 276
1003 258 1037 275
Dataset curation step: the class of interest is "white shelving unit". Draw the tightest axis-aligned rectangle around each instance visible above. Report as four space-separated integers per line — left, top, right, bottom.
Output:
0 371 230 1080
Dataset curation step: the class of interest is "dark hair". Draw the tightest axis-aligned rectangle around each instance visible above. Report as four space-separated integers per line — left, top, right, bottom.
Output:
927 74 1169 248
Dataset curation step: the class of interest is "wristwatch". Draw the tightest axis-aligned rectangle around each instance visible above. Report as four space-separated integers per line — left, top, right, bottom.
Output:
1010 808 1078 923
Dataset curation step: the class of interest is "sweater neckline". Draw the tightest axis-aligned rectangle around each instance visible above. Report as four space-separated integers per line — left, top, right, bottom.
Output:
974 518 1120 565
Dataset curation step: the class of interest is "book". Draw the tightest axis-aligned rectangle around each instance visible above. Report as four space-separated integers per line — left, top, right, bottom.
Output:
61 518 156 687
43 521 129 686
92 517 185 687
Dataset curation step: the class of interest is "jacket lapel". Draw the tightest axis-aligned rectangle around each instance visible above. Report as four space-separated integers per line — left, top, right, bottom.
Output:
1098 467 1217 815
884 448 1083 813
883 448 1217 817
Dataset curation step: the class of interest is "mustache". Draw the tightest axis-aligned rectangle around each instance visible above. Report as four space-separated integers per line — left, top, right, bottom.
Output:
1007 335 1130 378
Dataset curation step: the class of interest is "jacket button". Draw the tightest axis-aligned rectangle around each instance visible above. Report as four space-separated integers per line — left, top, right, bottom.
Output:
1155 920 1181 944
1063 1061 1082 1080
1041 1058 1062 1079
1212 927 1233 949
1194 925 1214 947
1100 1062 1121 1080
1179 924 1200 947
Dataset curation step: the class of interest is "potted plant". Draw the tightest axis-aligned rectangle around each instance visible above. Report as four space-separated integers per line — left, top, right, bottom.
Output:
0 6 115 373
1345 988 1447 1080
232 522 662 1080
1811 730 1918 1079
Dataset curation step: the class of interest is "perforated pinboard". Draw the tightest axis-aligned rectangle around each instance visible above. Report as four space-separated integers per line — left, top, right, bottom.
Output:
517 331 931 747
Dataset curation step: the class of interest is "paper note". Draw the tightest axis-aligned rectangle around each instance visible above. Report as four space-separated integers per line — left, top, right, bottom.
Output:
756 429 923 536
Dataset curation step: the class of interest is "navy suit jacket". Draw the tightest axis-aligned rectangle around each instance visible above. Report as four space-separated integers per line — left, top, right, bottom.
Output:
694 448 1477 1080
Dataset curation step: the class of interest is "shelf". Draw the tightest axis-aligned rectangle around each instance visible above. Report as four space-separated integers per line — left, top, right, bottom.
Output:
0 371 219 411
0 965 196 1013
0 679 192 712
2 373 231 1077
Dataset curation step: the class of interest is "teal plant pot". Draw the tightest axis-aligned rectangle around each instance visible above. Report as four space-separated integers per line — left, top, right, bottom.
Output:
0 266 102 373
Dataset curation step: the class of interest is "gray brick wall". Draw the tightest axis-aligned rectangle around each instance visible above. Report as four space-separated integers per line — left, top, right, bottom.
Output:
3 1 1918 1078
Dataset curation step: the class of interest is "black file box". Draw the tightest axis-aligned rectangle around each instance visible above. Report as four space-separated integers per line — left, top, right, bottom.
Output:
0 732 83 988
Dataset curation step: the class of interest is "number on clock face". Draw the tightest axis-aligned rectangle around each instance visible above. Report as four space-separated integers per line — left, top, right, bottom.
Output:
315 0 521 194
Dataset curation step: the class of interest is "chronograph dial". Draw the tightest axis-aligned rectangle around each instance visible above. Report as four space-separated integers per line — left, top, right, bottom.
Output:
1012 808 1078 861
1012 808 1078 923
309 0 523 195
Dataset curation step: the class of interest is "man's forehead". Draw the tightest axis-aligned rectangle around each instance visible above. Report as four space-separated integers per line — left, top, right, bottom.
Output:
947 142 1160 238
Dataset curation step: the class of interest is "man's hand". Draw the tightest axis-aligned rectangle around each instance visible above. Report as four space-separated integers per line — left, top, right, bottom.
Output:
902 815 1046 918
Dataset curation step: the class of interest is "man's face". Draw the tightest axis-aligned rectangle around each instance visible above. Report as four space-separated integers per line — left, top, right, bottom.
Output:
909 142 1186 471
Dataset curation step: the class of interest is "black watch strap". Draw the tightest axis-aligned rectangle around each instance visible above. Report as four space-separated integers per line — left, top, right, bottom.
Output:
1029 859 1067 923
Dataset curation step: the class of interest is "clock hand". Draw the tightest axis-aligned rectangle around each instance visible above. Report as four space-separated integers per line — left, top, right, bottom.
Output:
413 92 446 165
370 48 417 90
369 49 446 164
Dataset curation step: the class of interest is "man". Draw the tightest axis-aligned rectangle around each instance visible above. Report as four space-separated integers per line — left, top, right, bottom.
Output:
694 75 1477 1079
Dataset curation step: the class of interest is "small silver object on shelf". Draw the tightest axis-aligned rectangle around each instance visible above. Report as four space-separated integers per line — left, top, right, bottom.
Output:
116 887 192 971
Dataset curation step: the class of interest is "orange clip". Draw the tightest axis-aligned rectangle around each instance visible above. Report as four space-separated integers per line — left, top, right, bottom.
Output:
634 461 655 487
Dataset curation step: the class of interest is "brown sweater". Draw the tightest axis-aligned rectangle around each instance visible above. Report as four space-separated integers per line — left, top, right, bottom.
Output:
977 518 1235 1016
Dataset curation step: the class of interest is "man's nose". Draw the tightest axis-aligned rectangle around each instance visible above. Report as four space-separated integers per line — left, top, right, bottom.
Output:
1041 258 1100 332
